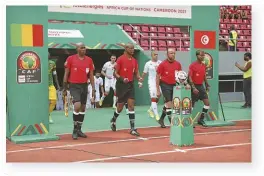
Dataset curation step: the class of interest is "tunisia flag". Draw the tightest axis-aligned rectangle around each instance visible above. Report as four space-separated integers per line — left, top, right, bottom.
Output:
194 31 216 49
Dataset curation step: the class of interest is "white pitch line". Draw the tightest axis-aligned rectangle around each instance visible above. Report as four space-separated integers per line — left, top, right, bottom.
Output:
74 142 251 163
55 119 251 135
6 129 251 153
6 129 251 154
174 149 187 153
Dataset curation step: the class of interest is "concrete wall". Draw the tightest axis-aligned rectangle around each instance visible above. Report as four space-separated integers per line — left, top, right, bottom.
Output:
144 51 246 75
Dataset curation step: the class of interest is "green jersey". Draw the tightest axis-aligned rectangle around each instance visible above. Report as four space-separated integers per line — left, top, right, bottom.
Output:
48 60 56 86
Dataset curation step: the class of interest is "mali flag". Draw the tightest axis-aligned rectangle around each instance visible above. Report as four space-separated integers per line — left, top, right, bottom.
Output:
11 24 43 47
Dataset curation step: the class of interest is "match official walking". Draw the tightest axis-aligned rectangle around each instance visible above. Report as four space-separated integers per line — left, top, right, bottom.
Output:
110 43 142 136
188 50 210 127
63 43 95 140
156 48 182 128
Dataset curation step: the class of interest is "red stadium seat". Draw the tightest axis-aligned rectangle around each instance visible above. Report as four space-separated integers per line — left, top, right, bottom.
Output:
247 24 251 29
230 19 236 23
151 47 158 51
237 19 242 24
238 48 246 51
240 24 247 29
149 33 158 39
175 40 183 47
131 32 140 39
239 36 246 41
247 5 251 10
234 24 239 29
149 26 157 32
241 6 247 10
243 19 249 24
124 25 133 32
150 40 158 47
246 48 251 52
220 19 223 23
174 34 182 38
237 42 243 48
226 24 232 29
243 30 250 35
243 42 250 47
246 36 251 41
158 47 167 51
141 32 149 39
158 33 166 39
224 19 230 23
173 27 181 33
158 40 167 47
182 34 189 38
133 26 141 31
140 40 149 47
183 41 190 47
141 26 149 32
220 24 227 29
237 30 243 35
221 29 229 35
142 46 149 50
166 33 174 39
224 35 229 40
166 27 173 33
167 40 175 47
158 27 166 33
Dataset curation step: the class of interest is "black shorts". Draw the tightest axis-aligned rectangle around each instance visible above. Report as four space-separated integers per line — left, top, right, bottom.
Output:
191 84 208 104
116 80 134 103
160 82 175 103
69 83 88 105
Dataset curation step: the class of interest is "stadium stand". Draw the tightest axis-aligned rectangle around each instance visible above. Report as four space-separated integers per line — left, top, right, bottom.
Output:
121 5 251 51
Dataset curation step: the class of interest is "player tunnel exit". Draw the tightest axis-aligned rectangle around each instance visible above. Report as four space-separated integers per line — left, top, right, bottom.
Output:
48 48 141 107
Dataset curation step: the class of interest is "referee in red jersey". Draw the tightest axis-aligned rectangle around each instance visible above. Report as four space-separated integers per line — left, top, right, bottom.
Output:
188 50 210 127
110 43 142 136
63 43 95 140
156 48 182 128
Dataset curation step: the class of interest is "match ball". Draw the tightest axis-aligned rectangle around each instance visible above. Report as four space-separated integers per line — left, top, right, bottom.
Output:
175 71 188 84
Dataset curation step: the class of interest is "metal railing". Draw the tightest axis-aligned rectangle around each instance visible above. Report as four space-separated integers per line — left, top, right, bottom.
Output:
126 26 251 51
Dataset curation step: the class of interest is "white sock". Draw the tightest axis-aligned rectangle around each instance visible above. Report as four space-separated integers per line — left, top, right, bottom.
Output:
151 102 158 116
113 96 117 105
100 95 105 101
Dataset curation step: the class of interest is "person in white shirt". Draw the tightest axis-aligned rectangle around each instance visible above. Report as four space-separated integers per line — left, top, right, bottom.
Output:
94 71 104 108
99 55 117 108
56 89 64 110
141 50 162 121
86 81 94 109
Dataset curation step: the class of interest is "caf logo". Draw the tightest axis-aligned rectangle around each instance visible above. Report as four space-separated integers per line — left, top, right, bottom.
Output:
203 53 213 70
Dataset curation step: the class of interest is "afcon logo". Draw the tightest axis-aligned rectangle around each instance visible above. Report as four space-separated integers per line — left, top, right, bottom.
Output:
203 52 213 69
173 97 180 109
18 51 40 70
182 97 191 109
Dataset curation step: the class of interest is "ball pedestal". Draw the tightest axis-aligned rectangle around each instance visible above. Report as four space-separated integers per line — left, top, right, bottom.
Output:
170 84 194 146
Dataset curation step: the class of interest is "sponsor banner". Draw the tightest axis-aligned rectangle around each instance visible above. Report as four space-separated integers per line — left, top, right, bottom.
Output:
48 5 192 19
48 29 84 38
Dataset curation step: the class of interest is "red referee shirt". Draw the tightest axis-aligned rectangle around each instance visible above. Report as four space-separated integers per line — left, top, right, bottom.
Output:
65 54 94 83
189 61 206 85
115 54 138 82
157 59 182 85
